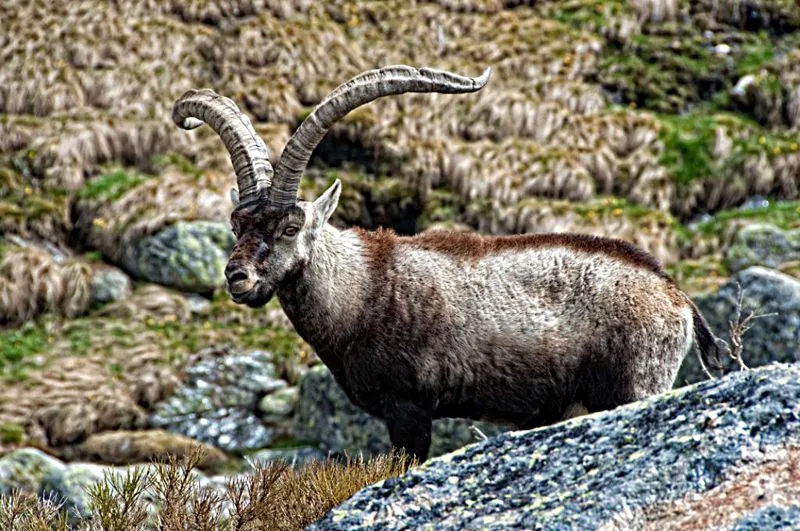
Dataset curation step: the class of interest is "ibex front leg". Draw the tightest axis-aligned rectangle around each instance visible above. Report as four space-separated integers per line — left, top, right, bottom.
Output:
383 399 433 463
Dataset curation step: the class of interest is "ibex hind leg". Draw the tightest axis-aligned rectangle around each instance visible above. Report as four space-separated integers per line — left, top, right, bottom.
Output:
383 399 433 464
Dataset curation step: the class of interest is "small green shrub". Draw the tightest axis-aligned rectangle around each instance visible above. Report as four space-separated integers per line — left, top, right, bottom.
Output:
0 422 24 444
79 170 148 202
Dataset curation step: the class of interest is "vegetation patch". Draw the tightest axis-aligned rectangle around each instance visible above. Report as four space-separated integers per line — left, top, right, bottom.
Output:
656 112 798 186
0 448 415 530
0 422 24 444
0 324 50 381
692 200 800 235
78 170 149 202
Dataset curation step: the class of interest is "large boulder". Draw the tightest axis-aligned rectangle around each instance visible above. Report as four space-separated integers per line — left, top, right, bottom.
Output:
124 221 235 294
149 348 286 454
0 448 65 496
311 362 800 530
55 430 229 471
726 223 800 273
292 365 508 459
679 266 800 385
41 462 108 522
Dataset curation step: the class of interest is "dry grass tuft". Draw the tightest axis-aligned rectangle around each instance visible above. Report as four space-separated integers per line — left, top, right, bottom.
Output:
0 490 70 531
60 446 415 530
0 246 93 327
73 168 233 266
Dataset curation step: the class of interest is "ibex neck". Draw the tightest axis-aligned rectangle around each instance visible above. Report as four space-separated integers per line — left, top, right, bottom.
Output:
276 225 368 365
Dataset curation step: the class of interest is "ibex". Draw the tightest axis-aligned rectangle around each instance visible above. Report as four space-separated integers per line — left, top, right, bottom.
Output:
173 65 720 461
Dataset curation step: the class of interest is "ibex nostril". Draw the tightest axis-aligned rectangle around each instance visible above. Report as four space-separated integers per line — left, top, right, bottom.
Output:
225 264 248 283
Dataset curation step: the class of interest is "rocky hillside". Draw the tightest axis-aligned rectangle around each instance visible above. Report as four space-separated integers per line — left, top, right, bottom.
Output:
0 0 799 521
312 362 800 530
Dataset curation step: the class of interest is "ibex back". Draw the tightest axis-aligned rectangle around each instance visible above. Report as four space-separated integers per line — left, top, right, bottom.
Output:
173 65 720 461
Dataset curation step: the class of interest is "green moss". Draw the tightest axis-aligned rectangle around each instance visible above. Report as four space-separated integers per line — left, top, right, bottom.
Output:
657 112 798 186
81 251 105 263
0 422 24 444
693 200 800 235
736 38 776 76
0 324 50 381
152 152 204 179
79 170 148 202
599 31 734 113
666 256 731 296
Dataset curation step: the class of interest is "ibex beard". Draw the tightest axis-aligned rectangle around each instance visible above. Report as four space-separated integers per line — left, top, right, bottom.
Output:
173 65 720 462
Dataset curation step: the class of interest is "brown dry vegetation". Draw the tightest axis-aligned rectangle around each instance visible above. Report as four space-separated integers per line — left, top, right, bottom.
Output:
0 447 414 531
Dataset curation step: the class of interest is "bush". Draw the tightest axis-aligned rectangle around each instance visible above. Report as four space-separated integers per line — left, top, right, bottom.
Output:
1 446 414 530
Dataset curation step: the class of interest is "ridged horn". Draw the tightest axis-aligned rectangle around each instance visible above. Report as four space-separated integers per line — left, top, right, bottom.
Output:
268 65 492 208
172 89 273 203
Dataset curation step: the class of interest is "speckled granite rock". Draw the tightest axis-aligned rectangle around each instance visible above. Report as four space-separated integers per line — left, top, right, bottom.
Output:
678 266 800 385
293 365 508 459
0 448 65 496
90 266 132 305
726 224 800 273
124 221 235 293
41 462 107 522
730 506 800 530
149 348 286 454
310 362 800 530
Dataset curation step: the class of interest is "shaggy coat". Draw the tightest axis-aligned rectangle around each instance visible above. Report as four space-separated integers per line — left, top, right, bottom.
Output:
273 222 719 460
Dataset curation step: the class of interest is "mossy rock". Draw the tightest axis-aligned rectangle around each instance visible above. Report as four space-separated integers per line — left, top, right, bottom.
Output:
726 223 800 273
124 221 235 294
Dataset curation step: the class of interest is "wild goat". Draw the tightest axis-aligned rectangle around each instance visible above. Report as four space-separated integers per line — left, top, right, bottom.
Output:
173 65 720 461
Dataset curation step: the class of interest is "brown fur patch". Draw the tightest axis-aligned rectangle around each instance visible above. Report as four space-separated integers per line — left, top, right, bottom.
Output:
355 228 674 283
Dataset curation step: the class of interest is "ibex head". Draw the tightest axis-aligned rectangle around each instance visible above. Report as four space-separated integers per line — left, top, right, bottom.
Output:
173 65 491 307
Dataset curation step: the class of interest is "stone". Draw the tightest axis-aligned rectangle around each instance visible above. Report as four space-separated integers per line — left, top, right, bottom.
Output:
726 223 800 273
124 221 235 294
184 293 212 315
0 448 66 496
311 362 800 530
149 348 286 454
41 462 107 522
247 447 326 469
258 387 299 422
679 266 800 385
292 366 508 459
90 266 132 305
56 430 229 470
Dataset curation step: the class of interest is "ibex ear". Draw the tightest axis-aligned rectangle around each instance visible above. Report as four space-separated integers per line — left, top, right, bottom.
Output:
230 188 240 207
312 179 341 234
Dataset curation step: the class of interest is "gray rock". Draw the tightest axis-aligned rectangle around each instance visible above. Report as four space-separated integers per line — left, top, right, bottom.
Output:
258 386 299 422
41 462 106 522
292 365 508 459
726 223 800 273
247 447 326 469
184 293 212 315
730 506 800 530
91 266 132 305
678 266 800 385
124 221 235 293
149 348 286 453
311 362 800 530
0 448 66 496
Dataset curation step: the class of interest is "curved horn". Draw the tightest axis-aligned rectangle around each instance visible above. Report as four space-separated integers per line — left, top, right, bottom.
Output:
269 65 492 208
172 89 273 203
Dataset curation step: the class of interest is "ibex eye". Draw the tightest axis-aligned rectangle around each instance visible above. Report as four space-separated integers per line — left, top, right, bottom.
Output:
284 227 299 237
